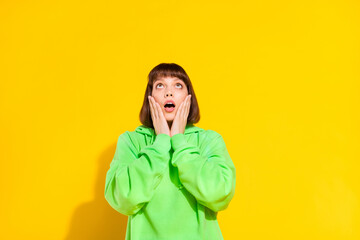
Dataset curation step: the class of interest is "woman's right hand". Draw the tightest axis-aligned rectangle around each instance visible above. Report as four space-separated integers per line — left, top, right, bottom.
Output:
148 96 170 136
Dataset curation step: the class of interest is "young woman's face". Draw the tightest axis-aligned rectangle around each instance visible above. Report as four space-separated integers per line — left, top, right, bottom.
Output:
151 76 189 125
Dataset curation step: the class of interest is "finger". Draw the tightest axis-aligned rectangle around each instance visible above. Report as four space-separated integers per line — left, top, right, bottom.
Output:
186 95 191 117
150 97 159 123
185 95 191 116
151 97 159 119
179 98 186 118
148 96 155 120
155 101 164 120
183 95 190 114
155 99 163 120
174 100 183 120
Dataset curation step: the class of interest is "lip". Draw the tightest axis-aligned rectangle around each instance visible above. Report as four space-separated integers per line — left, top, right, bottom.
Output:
164 107 175 112
164 100 176 113
163 100 176 106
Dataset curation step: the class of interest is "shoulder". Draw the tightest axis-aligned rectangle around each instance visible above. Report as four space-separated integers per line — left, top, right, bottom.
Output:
115 125 147 150
198 128 225 147
203 129 222 137
200 128 223 139
117 125 152 138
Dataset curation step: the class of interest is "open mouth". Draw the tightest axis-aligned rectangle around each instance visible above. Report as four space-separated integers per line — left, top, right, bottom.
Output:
164 103 175 112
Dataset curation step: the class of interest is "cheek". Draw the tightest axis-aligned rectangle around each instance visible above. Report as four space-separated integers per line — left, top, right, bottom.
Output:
153 98 160 105
151 92 161 102
181 94 188 102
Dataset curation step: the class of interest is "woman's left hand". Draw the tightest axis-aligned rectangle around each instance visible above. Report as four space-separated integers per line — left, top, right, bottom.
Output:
170 94 191 137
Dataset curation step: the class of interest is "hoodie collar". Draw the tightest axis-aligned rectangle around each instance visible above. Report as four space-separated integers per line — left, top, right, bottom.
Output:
135 124 203 136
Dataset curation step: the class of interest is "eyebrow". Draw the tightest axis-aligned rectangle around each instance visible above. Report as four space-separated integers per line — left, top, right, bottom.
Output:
154 79 183 84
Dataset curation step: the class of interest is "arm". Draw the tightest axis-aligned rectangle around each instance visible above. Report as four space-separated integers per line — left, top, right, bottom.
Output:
104 132 171 216
170 130 236 212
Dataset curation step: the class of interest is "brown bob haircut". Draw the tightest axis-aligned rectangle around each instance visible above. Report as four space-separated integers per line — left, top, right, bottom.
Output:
139 63 200 128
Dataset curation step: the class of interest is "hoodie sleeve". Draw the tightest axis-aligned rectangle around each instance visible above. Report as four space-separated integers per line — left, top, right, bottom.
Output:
170 130 236 212
104 132 171 216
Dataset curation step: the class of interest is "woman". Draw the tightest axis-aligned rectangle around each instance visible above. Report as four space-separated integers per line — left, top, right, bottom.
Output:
104 63 236 240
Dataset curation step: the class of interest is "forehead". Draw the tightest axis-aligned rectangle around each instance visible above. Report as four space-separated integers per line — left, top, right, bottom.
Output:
154 76 183 83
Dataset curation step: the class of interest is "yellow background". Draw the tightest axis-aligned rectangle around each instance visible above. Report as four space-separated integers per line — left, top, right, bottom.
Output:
1 0 359 239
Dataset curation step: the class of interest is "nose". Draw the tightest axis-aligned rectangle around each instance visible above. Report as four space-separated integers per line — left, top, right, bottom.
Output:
165 93 173 97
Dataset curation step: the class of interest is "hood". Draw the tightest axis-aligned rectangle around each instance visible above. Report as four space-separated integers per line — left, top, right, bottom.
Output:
135 124 204 137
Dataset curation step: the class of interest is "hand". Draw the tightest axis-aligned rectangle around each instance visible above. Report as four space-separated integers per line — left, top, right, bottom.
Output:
148 96 170 136
170 94 191 137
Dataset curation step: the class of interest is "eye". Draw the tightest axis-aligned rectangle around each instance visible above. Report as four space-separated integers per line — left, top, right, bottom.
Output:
156 83 183 89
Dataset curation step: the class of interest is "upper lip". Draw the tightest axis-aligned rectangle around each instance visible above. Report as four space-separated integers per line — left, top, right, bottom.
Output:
164 100 176 106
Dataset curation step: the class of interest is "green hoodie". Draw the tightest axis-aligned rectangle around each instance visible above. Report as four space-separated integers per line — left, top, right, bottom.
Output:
104 124 236 240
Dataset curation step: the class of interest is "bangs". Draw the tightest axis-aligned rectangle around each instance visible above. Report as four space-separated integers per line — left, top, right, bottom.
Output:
148 63 190 85
153 70 187 83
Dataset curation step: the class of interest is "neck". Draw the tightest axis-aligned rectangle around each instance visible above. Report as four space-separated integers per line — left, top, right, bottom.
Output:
167 121 173 129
